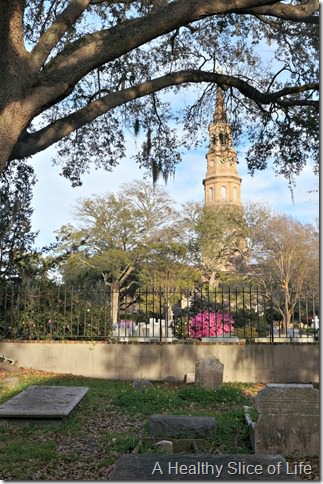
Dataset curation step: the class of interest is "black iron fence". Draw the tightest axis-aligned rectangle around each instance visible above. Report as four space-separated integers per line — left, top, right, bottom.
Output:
0 283 319 342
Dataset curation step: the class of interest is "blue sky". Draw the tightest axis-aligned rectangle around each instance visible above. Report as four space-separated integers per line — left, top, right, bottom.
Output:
30 133 318 248
28 24 319 249
24 4 319 249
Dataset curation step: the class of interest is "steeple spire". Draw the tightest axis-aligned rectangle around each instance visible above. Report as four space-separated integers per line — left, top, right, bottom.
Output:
203 86 242 207
213 86 227 124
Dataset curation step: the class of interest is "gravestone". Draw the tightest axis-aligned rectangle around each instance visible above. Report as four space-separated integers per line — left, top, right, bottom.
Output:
195 356 223 389
149 415 216 439
109 454 299 480
0 385 89 423
132 379 153 391
154 440 174 453
252 383 319 456
184 372 195 384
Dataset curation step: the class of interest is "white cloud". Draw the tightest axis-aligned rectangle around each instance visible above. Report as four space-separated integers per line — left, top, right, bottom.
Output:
240 162 318 223
31 148 145 246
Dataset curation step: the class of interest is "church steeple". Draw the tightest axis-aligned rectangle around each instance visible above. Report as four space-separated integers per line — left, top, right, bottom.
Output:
203 87 242 206
213 85 227 124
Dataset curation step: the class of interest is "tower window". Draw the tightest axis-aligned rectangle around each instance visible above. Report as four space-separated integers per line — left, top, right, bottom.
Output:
220 186 227 200
209 187 214 201
219 133 226 145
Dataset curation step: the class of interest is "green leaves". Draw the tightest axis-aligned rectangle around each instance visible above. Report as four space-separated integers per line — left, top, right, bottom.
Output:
180 202 247 285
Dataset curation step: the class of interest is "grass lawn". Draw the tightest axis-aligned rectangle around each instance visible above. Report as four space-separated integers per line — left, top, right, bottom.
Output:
0 366 260 480
0 367 318 480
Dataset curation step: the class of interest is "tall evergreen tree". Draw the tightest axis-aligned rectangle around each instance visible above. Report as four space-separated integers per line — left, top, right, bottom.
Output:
0 161 37 281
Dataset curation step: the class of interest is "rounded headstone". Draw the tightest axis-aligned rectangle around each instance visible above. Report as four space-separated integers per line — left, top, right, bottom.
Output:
132 379 153 391
195 356 223 389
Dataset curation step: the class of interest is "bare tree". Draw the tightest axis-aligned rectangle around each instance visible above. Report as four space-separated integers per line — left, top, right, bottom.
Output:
246 206 319 330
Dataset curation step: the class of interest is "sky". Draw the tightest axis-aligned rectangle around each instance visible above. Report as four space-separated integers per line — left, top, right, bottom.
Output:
25 8 319 249
30 132 319 248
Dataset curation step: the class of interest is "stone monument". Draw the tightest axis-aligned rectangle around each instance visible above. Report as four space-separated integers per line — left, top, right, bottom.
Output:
149 415 216 439
195 356 223 389
251 383 319 456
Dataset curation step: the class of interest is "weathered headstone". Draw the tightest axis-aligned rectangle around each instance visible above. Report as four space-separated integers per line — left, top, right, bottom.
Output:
132 378 153 391
195 356 223 389
0 385 89 422
154 440 174 453
184 372 195 384
109 454 300 480
149 415 216 439
252 383 319 456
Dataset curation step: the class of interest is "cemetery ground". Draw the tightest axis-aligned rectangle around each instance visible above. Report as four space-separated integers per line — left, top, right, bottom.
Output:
0 365 319 481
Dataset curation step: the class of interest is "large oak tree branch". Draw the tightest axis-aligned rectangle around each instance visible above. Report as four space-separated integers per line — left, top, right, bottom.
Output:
0 0 27 60
0 0 30 96
246 0 319 23
89 0 319 20
28 0 318 118
32 0 280 107
31 0 92 72
12 69 318 160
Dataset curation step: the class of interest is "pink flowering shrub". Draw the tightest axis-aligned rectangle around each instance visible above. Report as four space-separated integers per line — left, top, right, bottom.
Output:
189 311 235 338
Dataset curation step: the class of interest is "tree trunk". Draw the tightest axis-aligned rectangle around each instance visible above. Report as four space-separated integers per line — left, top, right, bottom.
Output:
0 0 33 173
111 284 120 325
282 284 292 331
0 105 30 173
209 271 220 291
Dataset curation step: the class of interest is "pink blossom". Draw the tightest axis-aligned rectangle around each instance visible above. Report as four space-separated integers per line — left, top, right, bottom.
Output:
189 311 235 338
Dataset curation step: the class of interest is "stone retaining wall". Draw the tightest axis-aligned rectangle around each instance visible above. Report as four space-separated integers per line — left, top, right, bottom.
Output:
0 341 319 383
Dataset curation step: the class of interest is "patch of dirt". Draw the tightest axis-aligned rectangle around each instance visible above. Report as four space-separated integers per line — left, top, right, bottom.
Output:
286 457 320 481
0 363 63 380
242 383 266 398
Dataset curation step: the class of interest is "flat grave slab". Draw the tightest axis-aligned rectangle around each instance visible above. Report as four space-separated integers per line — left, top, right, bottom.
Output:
149 415 216 439
109 454 301 480
0 385 89 419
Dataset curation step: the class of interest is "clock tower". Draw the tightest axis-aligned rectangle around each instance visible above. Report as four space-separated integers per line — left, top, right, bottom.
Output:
203 87 242 206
